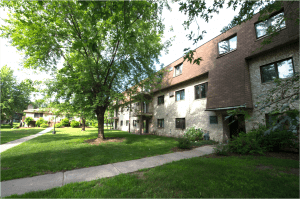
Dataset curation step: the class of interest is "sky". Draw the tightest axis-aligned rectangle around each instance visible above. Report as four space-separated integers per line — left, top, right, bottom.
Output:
0 1 240 101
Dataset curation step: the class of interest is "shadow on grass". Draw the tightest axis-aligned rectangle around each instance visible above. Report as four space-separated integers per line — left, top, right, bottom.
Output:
1 130 178 181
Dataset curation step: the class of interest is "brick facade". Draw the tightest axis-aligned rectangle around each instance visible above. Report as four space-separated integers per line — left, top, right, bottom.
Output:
113 2 299 142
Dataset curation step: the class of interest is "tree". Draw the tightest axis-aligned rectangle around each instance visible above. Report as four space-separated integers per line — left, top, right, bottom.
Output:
24 117 33 127
0 65 34 126
1 1 169 140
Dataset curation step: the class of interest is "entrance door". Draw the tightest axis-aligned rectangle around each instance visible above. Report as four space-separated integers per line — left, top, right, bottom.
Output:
229 115 246 138
143 120 148 133
115 120 118 129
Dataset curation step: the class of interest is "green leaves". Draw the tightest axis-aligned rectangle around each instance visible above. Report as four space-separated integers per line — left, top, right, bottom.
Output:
0 65 34 120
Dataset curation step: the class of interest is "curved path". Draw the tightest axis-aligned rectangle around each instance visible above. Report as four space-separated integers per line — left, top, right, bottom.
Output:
0 127 53 153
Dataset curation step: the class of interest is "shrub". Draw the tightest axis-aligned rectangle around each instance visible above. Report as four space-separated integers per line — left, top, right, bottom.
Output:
13 125 19 129
184 127 204 141
214 144 229 156
70 120 80 128
55 122 62 128
228 131 266 155
24 117 34 127
36 117 47 127
61 118 70 127
177 138 191 149
40 123 49 128
261 130 298 152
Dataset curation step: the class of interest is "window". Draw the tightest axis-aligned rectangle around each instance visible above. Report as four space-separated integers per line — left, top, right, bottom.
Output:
34 113 43 118
127 107 129 111
210 116 218 124
176 118 185 129
261 58 294 83
157 119 164 128
218 35 237 55
158 95 164 105
195 82 208 99
265 113 289 130
175 89 185 101
120 121 123 126
133 120 137 127
126 120 129 126
255 12 285 39
174 63 183 77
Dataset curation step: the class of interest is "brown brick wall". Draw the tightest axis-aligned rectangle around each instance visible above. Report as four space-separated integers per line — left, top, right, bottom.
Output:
158 1 299 110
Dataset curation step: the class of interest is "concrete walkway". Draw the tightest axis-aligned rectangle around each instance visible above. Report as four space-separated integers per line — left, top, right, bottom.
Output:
0 127 53 153
1 145 215 197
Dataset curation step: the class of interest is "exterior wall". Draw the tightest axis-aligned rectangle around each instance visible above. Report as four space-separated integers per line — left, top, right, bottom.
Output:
246 42 299 131
112 2 299 142
152 75 224 142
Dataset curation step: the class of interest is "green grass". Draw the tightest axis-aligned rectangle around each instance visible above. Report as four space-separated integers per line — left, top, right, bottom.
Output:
1 128 46 144
1 128 180 181
6 155 299 198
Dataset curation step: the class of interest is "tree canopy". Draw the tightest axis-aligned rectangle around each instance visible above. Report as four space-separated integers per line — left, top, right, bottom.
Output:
0 0 169 139
0 65 34 125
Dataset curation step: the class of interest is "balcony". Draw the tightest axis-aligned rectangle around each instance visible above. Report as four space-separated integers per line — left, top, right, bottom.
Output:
135 110 153 117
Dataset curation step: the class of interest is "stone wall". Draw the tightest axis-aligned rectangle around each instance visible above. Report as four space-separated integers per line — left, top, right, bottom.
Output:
246 42 299 131
151 74 224 142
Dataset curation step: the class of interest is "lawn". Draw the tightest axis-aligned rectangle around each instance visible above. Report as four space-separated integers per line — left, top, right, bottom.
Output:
6 154 299 198
1 128 180 181
0 127 46 144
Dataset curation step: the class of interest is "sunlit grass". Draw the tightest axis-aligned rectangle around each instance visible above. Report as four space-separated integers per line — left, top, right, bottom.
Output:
1 128 46 144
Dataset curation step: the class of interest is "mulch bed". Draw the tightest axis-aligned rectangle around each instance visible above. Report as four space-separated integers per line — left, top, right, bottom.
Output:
84 137 126 145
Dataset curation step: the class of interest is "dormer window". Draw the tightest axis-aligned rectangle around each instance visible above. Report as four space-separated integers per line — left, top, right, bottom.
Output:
255 12 285 39
174 63 182 77
218 35 237 55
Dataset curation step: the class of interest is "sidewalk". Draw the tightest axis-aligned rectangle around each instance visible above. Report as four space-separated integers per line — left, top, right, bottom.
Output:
0 127 53 153
1 145 215 197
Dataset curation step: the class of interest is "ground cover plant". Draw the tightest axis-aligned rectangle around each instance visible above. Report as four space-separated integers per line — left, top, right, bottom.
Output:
0 128 46 144
7 152 299 198
1 128 178 181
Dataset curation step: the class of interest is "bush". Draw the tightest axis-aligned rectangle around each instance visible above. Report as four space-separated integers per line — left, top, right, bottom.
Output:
228 131 266 155
70 120 80 128
55 123 62 128
13 125 19 129
177 138 191 149
61 118 70 127
40 123 49 128
36 117 47 127
214 144 229 155
184 127 204 141
24 117 34 127
261 130 298 152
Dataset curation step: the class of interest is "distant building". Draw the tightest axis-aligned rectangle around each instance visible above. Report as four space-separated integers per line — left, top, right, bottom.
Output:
23 104 80 127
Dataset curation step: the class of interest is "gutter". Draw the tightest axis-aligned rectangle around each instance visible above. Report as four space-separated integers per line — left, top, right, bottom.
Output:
205 105 247 111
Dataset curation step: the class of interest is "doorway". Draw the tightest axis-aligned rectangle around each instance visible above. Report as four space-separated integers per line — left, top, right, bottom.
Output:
115 120 118 129
229 115 246 138
143 119 149 134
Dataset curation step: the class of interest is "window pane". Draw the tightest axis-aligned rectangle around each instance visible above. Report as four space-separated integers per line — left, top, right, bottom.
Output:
271 12 286 29
277 59 294 78
176 119 180 128
255 21 268 38
181 90 185 100
261 64 277 82
229 36 237 51
201 84 206 98
195 85 200 99
162 120 164 128
176 92 181 101
218 40 229 54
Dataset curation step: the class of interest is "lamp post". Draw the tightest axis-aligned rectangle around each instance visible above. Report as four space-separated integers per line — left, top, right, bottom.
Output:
53 116 56 134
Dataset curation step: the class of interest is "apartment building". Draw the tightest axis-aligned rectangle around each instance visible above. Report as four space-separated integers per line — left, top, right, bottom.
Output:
113 1 299 142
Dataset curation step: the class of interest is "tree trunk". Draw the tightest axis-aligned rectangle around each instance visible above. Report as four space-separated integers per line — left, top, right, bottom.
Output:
81 117 85 131
96 108 106 140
